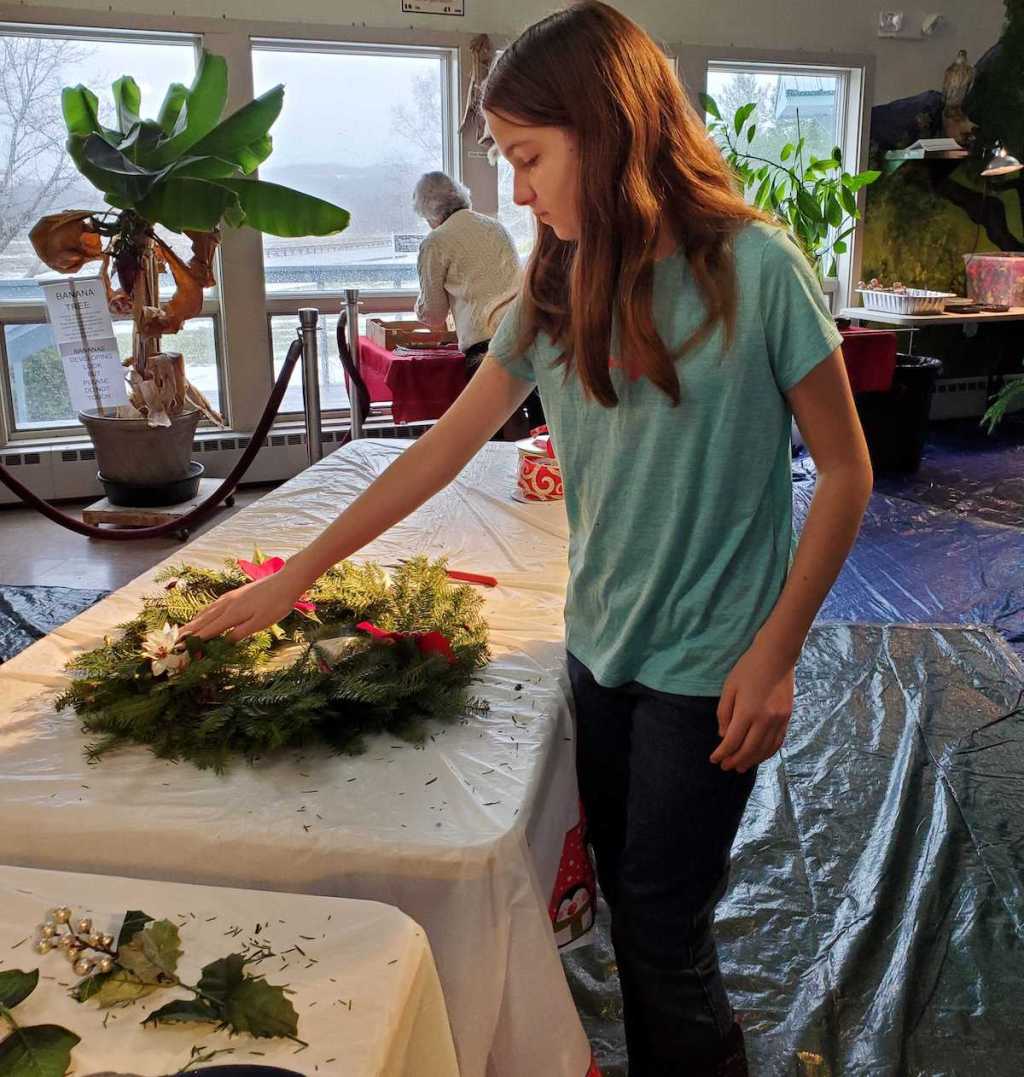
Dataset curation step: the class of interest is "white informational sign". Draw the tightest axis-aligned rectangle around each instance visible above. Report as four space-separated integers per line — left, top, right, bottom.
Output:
402 0 464 14
38 275 129 415
393 232 426 254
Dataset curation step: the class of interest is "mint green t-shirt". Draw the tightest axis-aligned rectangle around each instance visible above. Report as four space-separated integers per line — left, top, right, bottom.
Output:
489 221 843 695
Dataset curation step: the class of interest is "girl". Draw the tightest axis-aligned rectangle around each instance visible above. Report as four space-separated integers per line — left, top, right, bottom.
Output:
185 4 872 1073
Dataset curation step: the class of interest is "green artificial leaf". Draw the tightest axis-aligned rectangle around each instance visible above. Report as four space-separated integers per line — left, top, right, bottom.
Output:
834 239 848 254
780 142 794 162
755 175 771 208
216 179 350 237
143 998 221 1027
188 86 284 163
82 969 162 1008
0 970 38 1010
826 193 843 228
156 82 190 136
196 954 246 1006
111 76 142 135
117 920 181 982
118 910 155 949
150 51 229 166
135 177 242 232
734 101 756 135
224 976 299 1040
0 1024 80 1077
699 91 721 120
746 123 757 143
161 155 241 182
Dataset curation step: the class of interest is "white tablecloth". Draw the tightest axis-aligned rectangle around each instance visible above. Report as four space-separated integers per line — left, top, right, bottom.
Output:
0 441 594 1077
0 864 458 1077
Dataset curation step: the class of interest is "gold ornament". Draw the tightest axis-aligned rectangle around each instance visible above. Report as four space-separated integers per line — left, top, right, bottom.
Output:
97 956 115 974
87 932 103 947
58 934 75 951
76 917 93 934
40 922 57 939
35 939 52 955
73 957 94 977
65 944 83 963
100 934 115 949
53 906 71 924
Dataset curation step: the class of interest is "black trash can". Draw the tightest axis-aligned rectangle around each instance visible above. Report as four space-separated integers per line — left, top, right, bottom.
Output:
854 354 943 474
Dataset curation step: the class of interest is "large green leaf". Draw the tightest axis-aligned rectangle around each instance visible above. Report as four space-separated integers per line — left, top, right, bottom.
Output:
795 187 823 225
62 86 106 139
0 1024 80 1077
162 155 241 182
77 969 161 1008
135 177 242 232
224 976 299 1039
117 910 154 949
231 134 274 175
68 134 148 203
839 185 859 218
118 920 181 982
825 193 843 228
197 954 246 1005
150 51 229 166
156 82 189 136
188 86 284 163
112 76 142 135
0 970 38 1010
217 179 349 237
843 169 881 192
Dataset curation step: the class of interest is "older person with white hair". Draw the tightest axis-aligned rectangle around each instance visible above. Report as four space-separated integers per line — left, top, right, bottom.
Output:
412 171 521 375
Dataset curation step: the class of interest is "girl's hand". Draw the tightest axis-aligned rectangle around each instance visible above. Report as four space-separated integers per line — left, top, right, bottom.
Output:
181 570 307 643
710 640 795 773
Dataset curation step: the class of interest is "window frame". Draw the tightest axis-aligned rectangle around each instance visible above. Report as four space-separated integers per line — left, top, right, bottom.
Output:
676 43 874 311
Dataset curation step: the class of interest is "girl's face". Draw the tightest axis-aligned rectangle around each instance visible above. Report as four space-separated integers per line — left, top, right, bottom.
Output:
485 110 580 241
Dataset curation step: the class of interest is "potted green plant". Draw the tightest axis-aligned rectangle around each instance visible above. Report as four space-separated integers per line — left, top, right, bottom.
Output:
30 50 349 497
982 377 1024 433
701 93 880 286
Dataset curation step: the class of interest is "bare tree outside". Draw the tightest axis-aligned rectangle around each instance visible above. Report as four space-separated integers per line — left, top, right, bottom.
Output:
391 71 444 164
0 36 95 262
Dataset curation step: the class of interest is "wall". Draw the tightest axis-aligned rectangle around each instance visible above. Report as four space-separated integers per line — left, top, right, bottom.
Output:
0 0 1006 106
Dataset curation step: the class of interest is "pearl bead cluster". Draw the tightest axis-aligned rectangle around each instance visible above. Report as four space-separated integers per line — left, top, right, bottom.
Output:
35 906 116 978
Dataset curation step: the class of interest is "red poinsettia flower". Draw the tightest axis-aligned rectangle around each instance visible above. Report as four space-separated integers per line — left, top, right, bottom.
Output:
237 555 317 616
356 621 456 666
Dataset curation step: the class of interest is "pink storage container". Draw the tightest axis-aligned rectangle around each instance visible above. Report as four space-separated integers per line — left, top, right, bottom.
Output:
963 252 1024 307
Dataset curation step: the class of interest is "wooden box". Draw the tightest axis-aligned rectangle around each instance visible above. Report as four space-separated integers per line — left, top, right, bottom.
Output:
367 319 458 351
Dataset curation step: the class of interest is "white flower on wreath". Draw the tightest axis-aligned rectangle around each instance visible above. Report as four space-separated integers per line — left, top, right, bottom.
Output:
141 623 190 677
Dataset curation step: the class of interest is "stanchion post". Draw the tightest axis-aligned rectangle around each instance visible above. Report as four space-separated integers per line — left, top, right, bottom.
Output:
344 288 364 440
298 307 323 465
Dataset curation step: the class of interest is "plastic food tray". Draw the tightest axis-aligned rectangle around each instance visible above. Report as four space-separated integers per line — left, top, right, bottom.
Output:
856 288 956 315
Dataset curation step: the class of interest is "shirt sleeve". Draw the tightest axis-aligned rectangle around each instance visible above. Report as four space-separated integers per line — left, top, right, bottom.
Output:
487 296 536 383
415 238 451 329
759 229 844 392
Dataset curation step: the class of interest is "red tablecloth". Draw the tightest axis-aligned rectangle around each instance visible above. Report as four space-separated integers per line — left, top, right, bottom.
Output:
839 327 897 394
358 336 468 425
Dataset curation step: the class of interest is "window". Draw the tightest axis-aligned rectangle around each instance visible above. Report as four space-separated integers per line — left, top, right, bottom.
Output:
3 316 219 431
705 61 848 182
0 27 202 433
252 41 455 296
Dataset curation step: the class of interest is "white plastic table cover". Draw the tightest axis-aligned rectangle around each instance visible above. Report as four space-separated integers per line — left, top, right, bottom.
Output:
0 863 458 1076
0 441 596 1077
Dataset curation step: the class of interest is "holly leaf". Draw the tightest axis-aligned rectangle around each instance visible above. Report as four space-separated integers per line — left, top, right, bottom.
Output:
223 976 299 1039
82 969 162 1008
0 1024 80 1077
118 920 181 981
196 954 246 1005
0 970 38 1010
143 998 222 1027
117 909 154 949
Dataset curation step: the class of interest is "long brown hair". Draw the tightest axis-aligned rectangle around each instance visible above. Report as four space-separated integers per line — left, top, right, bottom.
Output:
483 1 768 406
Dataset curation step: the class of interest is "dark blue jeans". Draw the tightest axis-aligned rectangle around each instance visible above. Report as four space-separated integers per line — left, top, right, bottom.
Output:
568 652 756 1075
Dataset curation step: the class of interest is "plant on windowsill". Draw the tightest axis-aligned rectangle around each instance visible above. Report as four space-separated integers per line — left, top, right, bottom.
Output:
701 93 881 286
28 50 349 497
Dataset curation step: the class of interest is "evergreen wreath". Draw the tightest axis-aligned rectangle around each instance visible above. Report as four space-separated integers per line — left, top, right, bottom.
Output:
55 554 490 772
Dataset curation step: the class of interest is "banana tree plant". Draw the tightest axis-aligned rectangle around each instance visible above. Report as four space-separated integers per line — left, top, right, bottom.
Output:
702 92 880 281
30 51 350 426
